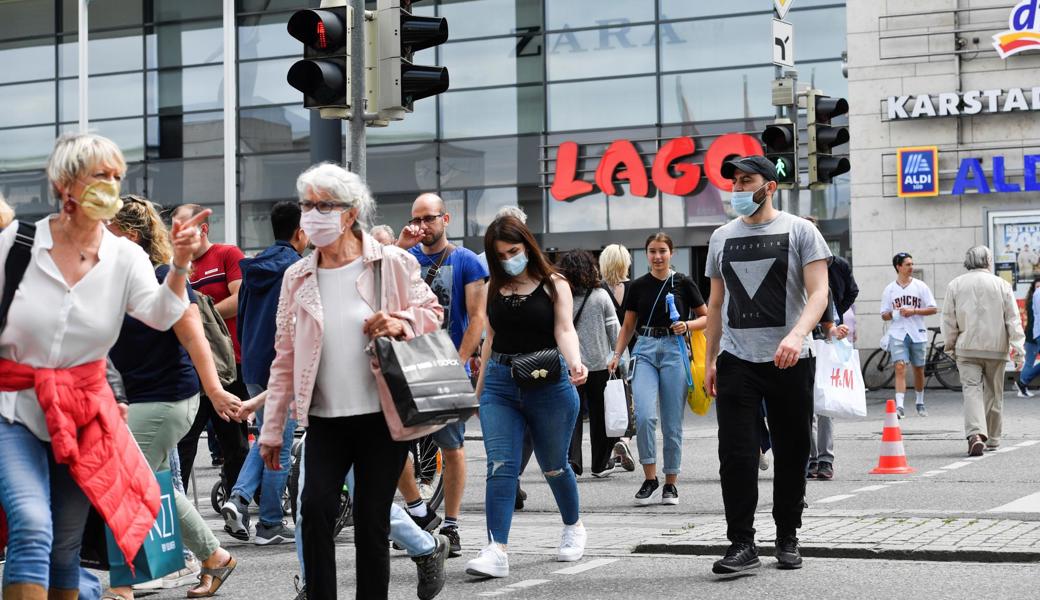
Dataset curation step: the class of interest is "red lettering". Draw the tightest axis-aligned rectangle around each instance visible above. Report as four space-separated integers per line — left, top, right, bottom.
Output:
651 136 700 196
595 140 650 197
843 369 854 389
550 141 594 201
830 368 842 387
704 133 765 192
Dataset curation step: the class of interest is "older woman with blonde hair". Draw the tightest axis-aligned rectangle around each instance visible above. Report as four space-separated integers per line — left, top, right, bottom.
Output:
0 133 207 599
597 243 637 471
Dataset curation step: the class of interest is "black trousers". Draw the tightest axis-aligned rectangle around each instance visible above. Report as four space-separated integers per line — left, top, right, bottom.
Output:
568 370 616 474
716 351 814 544
303 413 408 600
176 366 250 491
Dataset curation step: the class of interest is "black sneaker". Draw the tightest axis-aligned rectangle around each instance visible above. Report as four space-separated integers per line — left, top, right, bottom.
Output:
775 535 803 569
816 462 834 480
255 521 295 546
439 525 462 558
661 483 679 505
413 534 449 600
633 478 661 506
408 505 443 533
515 486 527 511
712 542 761 577
806 462 818 479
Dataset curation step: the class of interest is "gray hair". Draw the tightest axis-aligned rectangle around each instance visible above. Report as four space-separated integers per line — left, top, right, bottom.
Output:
494 205 527 224
370 224 394 240
964 245 992 270
47 133 126 197
295 162 375 232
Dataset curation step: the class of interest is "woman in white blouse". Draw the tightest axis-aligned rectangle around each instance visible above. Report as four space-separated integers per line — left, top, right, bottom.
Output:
0 133 212 599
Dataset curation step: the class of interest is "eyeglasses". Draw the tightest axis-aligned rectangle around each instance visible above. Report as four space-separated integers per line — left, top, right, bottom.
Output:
407 214 444 227
299 200 348 214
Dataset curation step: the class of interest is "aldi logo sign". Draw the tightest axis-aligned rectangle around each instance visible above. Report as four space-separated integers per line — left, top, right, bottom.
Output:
896 147 939 198
994 0 1040 59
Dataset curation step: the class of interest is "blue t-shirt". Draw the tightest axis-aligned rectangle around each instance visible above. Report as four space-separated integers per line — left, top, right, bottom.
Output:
109 264 200 404
408 244 488 349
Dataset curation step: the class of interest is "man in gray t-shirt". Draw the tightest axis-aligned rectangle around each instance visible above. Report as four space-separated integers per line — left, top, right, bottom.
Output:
704 156 831 578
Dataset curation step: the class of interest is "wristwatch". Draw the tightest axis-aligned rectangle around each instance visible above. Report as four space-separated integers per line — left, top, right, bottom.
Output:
171 260 192 276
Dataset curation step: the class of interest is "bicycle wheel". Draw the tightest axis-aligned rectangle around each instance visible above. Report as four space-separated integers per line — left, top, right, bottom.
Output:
931 345 962 392
409 436 445 512
863 348 896 391
210 479 225 516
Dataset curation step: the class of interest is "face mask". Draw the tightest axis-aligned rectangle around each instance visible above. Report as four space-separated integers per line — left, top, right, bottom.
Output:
833 338 854 364
300 208 344 248
730 183 768 217
75 180 123 221
501 251 528 277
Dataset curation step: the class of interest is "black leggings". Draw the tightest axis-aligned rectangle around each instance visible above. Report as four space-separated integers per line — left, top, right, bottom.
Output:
568 370 616 474
176 368 249 491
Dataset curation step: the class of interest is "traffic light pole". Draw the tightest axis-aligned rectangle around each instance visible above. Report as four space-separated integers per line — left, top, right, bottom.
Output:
347 0 367 178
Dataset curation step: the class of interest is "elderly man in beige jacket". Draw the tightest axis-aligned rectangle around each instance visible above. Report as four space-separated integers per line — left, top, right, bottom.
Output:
942 246 1026 457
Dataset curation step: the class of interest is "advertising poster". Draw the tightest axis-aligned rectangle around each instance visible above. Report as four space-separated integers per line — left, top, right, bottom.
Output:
986 211 1040 365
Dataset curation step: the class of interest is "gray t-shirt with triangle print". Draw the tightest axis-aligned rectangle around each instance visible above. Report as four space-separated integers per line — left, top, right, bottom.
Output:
705 211 831 364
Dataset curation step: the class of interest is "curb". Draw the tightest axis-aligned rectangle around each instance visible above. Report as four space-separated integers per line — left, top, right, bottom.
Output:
633 542 1040 564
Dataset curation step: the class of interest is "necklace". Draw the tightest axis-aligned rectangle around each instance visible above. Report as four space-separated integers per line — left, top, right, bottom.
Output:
61 219 100 262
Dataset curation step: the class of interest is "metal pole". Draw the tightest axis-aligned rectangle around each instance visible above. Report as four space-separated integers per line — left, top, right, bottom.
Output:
78 0 88 132
310 112 343 165
222 0 238 244
348 0 367 178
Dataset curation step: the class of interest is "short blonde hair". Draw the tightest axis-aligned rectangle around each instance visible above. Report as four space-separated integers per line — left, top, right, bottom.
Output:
46 133 127 198
295 162 374 232
599 243 631 285
0 193 13 229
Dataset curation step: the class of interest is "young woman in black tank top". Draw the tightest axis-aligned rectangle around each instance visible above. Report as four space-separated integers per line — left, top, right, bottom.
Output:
466 215 588 579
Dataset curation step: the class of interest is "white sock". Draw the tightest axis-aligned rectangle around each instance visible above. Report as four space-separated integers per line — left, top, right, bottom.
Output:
406 500 428 518
915 391 925 405
896 393 905 408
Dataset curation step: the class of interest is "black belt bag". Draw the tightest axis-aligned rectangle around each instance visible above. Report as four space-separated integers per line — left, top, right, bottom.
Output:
495 348 562 388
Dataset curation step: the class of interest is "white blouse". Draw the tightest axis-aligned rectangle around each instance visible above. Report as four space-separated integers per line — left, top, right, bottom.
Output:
0 217 189 441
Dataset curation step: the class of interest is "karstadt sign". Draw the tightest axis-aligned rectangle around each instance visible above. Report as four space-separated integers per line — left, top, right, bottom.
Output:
886 87 1040 119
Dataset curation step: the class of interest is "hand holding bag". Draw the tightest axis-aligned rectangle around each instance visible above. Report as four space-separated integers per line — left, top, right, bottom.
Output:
603 374 629 437
813 338 867 418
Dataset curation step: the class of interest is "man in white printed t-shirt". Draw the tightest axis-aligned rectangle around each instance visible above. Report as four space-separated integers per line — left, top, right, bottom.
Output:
880 252 938 418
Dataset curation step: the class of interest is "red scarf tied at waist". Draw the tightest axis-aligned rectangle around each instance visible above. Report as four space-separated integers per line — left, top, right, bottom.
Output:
0 358 159 567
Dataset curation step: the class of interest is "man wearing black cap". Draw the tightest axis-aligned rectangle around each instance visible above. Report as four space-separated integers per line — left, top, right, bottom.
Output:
704 155 832 576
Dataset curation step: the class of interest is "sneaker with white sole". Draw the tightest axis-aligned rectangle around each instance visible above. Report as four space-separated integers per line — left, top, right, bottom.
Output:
661 483 679 506
591 464 617 478
633 478 661 506
557 521 586 562
612 442 636 472
465 543 509 578
255 521 295 545
220 495 250 541
916 403 928 417
1017 380 1034 398
162 555 202 588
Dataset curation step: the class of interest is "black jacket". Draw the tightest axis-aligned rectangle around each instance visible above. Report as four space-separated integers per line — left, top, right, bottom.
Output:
828 255 859 324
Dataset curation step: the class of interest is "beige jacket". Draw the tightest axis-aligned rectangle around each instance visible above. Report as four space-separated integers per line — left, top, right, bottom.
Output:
941 269 1025 362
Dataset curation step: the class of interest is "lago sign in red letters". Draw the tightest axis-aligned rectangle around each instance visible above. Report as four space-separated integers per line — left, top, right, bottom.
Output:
550 133 764 202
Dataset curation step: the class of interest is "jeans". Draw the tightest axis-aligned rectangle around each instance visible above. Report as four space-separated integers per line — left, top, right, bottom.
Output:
78 568 101 600
302 414 408 600
0 420 91 589
631 335 688 474
809 414 834 465
568 370 617 474
177 365 250 491
1020 341 1040 385
715 352 815 543
233 383 296 525
479 357 580 545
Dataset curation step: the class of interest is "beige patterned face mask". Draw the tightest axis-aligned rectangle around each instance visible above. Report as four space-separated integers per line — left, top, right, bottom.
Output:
75 179 123 221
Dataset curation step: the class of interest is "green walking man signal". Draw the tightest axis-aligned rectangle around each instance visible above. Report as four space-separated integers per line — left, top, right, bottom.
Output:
775 157 788 179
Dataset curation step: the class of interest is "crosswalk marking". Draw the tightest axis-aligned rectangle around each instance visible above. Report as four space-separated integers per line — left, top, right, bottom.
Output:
508 580 551 589
553 558 619 575
996 446 1021 453
852 485 889 492
941 461 971 470
1014 440 1040 447
988 491 1040 513
816 494 857 504
921 470 945 477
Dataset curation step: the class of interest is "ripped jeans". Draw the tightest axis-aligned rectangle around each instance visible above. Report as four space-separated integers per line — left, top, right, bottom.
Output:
479 357 580 545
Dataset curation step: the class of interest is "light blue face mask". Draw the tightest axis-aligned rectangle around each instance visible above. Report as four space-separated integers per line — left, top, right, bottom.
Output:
501 251 528 277
730 183 768 217
833 338 854 363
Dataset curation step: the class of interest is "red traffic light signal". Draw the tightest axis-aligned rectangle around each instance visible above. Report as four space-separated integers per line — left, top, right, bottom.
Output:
287 6 350 113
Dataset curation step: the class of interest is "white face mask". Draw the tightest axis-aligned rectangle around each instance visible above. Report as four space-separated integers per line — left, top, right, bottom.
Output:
300 208 344 248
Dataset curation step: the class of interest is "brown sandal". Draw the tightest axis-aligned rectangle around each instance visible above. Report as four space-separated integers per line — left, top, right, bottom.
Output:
186 556 237 598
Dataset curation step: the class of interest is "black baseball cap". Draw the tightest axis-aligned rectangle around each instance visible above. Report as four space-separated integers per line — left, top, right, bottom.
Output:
721 155 778 182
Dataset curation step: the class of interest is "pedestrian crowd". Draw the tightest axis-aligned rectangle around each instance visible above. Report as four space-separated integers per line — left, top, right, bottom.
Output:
0 136 1027 600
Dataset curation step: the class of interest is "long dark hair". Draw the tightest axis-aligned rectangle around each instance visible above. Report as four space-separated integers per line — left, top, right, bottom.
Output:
484 215 558 301
556 249 600 292
1027 277 1040 329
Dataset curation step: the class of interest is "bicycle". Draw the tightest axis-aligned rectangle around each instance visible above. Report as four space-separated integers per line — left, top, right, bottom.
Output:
862 326 962 392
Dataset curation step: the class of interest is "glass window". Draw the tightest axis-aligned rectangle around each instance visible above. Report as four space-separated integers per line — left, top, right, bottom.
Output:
440 136 539 189
239 13 300 60
0 169 53 221
547 0 654 30
547 25 655 81
148 111 224 159
0 81 55 128
238 0 317 13
786 8 845 62
59 30 143 78
146 21 223 69
0 2 54 38
659 0 841 20
438 0 540 40
548 194 607 233
441 85 542 139
608 190 659 230
239 152 310 202
239 105 310 154
548 76 655 132
441 36 542 90
147 65 223 114
61 118 145 162
366 143 438 194
465 187 518 237
0 126 56 171
153 0 222 22
368 98 436 145
83 0 144 30
146 158 224 207
239 200 281 253
662 187 731 227
661 67 773 124
660 15 769 73
800 60 847 98
0 39 55 85
60 73 144 122
240 58 299 107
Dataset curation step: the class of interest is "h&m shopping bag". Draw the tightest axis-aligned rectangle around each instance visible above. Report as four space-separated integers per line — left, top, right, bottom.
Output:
604 375 629 437
813 339 867 419
106 470 185 586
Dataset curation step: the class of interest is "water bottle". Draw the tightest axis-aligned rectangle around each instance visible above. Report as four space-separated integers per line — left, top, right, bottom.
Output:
666 293 680 323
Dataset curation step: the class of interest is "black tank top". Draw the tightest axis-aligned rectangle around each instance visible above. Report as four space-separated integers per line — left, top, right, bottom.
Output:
488 282 557 354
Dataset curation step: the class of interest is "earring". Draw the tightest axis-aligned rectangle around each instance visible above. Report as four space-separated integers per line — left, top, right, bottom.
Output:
63 199 76 214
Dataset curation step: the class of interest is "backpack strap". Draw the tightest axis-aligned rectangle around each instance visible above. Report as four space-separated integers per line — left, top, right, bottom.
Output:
0 221 37 334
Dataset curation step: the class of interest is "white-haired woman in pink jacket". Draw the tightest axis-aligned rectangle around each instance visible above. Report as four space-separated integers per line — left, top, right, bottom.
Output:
259 163 442 600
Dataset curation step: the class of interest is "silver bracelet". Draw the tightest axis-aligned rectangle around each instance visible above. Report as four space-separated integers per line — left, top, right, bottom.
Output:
170 260 191 276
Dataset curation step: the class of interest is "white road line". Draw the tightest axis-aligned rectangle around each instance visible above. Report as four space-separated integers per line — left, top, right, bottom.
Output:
1015 440 1040 447
815 494 857 504
921 470 946 477
851 485 889 492
988 491 1040 513
553 558 619 575
885 480 911 485
996 446 1021 453
508 580 551 589
941 461 972 470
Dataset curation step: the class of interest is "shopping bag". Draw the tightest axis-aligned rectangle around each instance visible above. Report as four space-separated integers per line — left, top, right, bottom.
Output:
604 375 629 437
106 470 185 586
813 339 867 419
686 330 714 416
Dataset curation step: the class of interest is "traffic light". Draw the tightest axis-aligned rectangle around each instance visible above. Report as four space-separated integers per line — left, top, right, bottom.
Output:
807 89 850 188
287 1 350 118
761 119 798 189
375 0 449 121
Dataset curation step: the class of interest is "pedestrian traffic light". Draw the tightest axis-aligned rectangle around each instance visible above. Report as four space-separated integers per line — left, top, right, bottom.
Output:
807 89 850 188
286 1 350 118
761 120 798 189
375 0 449 121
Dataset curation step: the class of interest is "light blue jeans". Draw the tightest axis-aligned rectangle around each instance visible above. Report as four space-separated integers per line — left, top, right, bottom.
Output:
0 420 91 589
78 569 101 600
233 383 296 525
631 335 688 475
1020 341 1040 385
292 433 435 580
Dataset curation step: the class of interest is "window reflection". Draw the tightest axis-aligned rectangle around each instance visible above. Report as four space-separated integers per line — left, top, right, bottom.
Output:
660 68 773 124
60 30 143 77
239 105 311 154
1 81 55 128
438 0 540 40
147 111 223 159
62 118 145 162
146 158 224 207
547 25 655 81
0 3 54 38
368 96 436 145
608 189 660 230
441 36 542 89
153 0 222 22
0 40 55 84
659 15 768 73
465 187 518 237
60 73 144 122
440 136 539 189
659 0 842 20
146 21 223 69
239 14 299 60
441 85 542 139
548 76 655 131
239 152 311 202
547 0 654 30
239 200 281 253
240 58 299 107
0 170 53 221
548 194 607 233
148 65 223 114
0 126 56 171
367 143 438 194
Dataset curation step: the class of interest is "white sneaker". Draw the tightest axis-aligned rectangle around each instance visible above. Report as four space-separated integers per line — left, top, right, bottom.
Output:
557 521 586 562
465 543 509 578
162 555 202 588
133 578 162 590
591 464 616 478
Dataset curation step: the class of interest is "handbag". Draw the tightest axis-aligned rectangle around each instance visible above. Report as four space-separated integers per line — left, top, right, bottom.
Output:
510 347 563 388
685 329 714 416
603 374 629 437
813 339 867 418
106 470 185 586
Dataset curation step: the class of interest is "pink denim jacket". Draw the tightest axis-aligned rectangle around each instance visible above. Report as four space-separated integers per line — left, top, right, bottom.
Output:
259 232 442 446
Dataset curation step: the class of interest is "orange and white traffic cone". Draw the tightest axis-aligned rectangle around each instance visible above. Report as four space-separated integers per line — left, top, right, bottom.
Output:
870 399 915 475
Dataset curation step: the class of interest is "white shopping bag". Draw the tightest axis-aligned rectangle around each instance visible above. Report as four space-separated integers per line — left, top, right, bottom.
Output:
813 339 867 418
604 376 629 437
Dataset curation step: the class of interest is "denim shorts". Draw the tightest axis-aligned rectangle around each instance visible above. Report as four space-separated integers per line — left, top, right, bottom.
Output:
890 334 927 367
432 419 465 450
